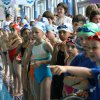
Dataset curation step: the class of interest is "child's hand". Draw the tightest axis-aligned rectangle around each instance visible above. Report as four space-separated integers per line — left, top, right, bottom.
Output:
49 65 67 75
60 41 67 52
34 61 42 68
76 90 89 100
54 42 60 52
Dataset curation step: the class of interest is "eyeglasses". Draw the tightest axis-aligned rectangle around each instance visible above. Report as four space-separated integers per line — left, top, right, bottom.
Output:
57 25 67 30
77 27 95 33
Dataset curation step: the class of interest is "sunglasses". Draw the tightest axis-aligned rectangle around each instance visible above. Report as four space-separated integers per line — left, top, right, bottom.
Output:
77 27 95 33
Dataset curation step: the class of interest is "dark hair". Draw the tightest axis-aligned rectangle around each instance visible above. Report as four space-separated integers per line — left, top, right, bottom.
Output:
57 2 68 14
96 4 100 8
72 14 86 24
6 14 10 18
85 4 98 18
89 10 100 21
42 11 54 20
21 28 29 36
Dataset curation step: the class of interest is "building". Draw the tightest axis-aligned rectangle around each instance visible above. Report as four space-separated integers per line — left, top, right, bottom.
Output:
0 0 99 21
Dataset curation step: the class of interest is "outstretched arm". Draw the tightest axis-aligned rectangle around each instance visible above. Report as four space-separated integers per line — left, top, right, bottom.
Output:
49 65 92 78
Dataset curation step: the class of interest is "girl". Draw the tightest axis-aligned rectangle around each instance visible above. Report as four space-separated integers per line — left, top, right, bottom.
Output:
46 25 60 47
7 23 23 96
22 21 53 100
65 36 79 65
63 36 79 96
14 24 31 99
49 31 100 100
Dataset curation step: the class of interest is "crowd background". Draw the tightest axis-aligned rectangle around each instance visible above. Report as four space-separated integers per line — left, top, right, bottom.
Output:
0 1 100 100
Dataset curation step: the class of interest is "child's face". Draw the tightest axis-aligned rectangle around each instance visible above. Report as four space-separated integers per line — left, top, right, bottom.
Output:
20 22 24 27
78 35 89 51
59 30 72 41
46 31 55 40
32 27 44 40
87 40 100 62
73 22 84 34
66 43 78 55
57 6 65 17
22 29 30 42
91 15 100 24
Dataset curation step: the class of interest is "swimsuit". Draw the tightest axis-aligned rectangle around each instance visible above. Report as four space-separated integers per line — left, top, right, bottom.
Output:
31 42 52 84
8 48 16 62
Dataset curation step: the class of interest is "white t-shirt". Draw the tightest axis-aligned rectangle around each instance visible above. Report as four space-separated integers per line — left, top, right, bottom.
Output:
2 20 12 29
55 15 72 26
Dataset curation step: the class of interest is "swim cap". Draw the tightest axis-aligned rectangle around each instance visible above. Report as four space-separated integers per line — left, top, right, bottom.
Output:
88 31 100 41
32 21 46 33
57 23 73 33
77 22 100 36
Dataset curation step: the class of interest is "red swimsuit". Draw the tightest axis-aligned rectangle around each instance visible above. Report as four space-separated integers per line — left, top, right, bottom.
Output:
8 48 16 62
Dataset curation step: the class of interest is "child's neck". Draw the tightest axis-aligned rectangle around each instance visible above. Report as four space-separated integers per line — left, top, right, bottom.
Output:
34 39 43 45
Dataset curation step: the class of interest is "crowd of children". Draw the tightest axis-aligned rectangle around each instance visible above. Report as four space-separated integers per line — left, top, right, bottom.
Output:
0 2 100 100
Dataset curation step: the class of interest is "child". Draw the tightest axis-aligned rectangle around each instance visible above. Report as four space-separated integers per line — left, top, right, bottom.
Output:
46 25 60 47
51 23 73 99
65 36 79 65
22 21 53 100
15 24 31 99
42 11 58 34
70 22 99 68
89 10 100 24
63 36 79 96
7 23 23 96
72 14 86 52
49 31 100 100
72 14 86 35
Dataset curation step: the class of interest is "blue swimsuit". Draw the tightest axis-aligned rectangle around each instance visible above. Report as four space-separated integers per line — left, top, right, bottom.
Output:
31 42 52 84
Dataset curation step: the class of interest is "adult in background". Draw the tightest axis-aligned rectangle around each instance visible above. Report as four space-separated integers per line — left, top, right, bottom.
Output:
55 2 72 26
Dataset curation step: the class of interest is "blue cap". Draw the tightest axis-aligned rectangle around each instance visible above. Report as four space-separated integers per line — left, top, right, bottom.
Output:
46 25 58 34
23 24 30 29
40 17 49 26
32 21 46 33
20 19 27 25
57 24 73 33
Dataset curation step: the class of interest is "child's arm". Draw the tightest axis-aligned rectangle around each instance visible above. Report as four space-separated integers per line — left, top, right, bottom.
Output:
43 41 53 64
50 43 59 64
22 45 32 67
14 44 21 58
49 65 92 78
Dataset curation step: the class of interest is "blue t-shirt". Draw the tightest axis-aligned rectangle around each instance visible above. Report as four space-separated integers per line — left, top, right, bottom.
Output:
69 53 97 93
70 53 96 68
88 67 100 100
